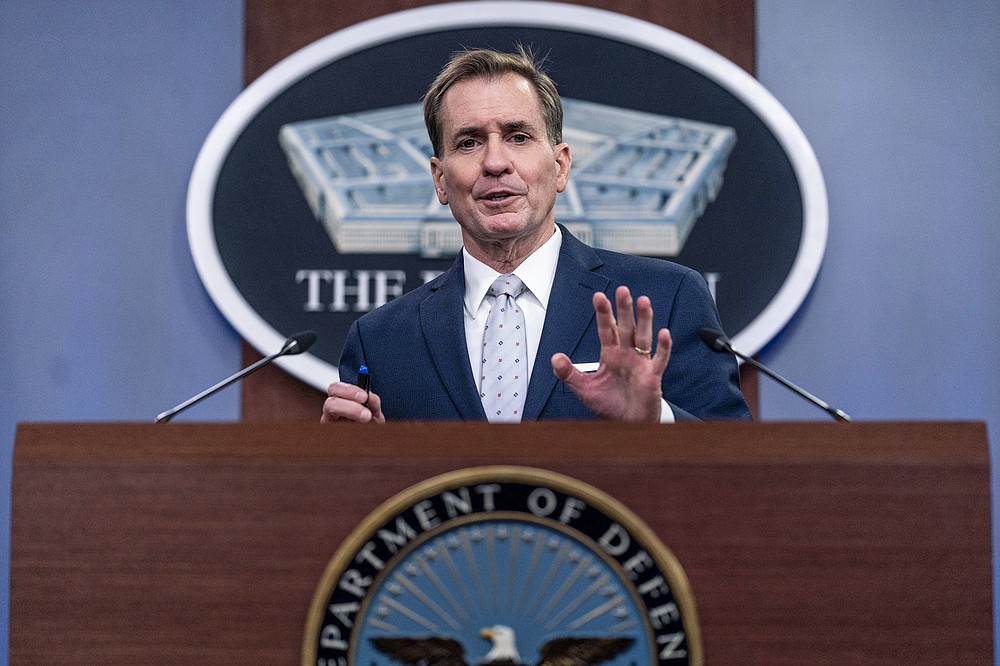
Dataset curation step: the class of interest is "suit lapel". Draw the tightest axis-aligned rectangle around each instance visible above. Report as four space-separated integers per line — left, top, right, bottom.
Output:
419 256 488 420
522 230 609 419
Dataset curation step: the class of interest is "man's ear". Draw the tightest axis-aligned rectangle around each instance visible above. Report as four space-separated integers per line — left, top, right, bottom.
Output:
430 157 448 204
554 143 572 193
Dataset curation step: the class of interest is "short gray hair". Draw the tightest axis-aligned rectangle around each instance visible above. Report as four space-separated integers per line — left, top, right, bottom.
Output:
423 46 563 157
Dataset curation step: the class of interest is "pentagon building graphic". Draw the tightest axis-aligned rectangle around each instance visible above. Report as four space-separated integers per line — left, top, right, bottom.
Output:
279 99 735 257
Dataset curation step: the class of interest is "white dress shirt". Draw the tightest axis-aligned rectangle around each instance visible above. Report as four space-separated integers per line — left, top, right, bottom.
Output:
463 227 561 392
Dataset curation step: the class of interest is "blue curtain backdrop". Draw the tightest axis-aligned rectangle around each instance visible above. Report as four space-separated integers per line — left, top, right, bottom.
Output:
1 0 997 661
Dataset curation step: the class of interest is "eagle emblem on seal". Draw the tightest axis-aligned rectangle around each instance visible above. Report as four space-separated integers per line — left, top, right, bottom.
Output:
373 625 633 666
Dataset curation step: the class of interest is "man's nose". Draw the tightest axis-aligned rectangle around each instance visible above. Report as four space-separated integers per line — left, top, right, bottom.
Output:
482 135 513 175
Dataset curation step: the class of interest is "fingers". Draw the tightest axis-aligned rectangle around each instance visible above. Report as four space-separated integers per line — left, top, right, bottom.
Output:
592 291 619 350
593 286 643 350
594 287 669 365
633 294 654 354
551 352 578 383
615 287 636 352
321 381 384 423
651 328 672 375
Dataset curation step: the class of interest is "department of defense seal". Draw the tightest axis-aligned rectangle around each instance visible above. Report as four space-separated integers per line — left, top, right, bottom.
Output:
303 466 700 665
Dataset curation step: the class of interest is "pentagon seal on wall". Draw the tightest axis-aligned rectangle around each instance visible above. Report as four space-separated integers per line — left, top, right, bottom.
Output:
303 467 701 665
189 2 827 390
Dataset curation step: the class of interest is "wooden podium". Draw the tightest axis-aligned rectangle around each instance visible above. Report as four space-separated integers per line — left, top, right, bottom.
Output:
10 421 992 664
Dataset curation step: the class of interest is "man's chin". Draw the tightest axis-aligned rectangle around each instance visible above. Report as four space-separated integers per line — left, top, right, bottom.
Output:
468 215 531 240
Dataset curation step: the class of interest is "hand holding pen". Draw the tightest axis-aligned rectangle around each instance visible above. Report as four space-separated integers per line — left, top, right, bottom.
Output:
320 366 385 424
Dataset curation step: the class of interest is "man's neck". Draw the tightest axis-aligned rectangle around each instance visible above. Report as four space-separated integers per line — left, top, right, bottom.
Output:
462 224 557 273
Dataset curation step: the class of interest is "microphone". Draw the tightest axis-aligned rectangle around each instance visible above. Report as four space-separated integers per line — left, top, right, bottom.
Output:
155 330 317 423
698 327 851 423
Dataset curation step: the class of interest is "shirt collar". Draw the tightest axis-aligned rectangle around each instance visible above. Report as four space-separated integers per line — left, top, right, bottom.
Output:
463 225 563 319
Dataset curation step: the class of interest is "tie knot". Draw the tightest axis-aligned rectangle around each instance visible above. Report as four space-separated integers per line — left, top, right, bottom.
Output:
489 274 526 299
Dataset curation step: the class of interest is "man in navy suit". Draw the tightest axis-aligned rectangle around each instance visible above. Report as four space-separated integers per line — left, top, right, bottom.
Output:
322 48 750 423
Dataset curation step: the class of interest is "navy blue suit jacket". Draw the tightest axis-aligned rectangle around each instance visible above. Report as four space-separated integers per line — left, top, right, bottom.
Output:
339 227 751 421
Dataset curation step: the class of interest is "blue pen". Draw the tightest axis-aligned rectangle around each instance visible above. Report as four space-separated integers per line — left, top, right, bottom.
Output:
357 364 371 405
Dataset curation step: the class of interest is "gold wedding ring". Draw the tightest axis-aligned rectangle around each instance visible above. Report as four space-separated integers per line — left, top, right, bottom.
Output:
634 346 651 356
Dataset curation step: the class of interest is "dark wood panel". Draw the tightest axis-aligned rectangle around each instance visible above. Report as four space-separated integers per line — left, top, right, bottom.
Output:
244 0 755 85
10 421 988 463
241 342 325 422
565 0 755 74
11 422 992 664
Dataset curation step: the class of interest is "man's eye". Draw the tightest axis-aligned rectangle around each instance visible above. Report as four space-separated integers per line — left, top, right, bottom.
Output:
459 138 478 149
511 133 528 143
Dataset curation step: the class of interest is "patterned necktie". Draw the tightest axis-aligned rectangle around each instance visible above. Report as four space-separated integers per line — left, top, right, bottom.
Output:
480 274 528 423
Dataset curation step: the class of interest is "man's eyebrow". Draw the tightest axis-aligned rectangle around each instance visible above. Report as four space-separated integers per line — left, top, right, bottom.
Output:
501 120 533 133
451 119 537 140
452 125 484 140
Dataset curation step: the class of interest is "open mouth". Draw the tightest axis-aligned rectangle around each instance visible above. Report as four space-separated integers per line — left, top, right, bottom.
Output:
482 191 518 202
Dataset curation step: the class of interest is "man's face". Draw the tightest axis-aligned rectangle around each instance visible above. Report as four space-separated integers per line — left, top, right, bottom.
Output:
430 73 571 256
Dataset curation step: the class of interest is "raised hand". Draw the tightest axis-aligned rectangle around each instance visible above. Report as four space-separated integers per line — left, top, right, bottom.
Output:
551 286 672 422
